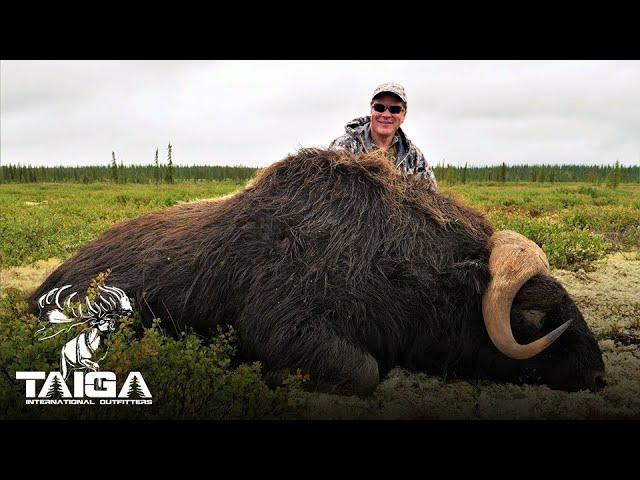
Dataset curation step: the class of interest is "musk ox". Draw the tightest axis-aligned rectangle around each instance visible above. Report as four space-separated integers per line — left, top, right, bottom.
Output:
29 149 606 396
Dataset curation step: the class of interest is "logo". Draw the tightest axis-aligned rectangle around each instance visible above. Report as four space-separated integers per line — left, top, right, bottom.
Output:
17 371 152 405
16 284 152 405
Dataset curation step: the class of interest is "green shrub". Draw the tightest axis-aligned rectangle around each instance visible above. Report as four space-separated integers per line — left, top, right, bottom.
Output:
562 206 640 249
0 289 305 420
541 229 610 270
576 186 600 198
490 214 610 270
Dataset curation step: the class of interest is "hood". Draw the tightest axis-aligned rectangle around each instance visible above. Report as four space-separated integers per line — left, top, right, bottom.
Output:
344 116 371 137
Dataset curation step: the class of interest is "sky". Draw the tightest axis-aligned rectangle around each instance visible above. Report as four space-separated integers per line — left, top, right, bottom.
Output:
1 60 639 168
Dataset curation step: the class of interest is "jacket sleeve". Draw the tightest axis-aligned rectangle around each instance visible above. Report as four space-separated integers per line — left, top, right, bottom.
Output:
413 146 438 192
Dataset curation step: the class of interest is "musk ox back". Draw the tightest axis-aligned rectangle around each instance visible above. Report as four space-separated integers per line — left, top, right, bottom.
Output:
30 149 605 395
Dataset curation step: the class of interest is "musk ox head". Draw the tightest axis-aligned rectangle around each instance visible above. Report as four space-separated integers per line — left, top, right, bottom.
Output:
480 231 605 392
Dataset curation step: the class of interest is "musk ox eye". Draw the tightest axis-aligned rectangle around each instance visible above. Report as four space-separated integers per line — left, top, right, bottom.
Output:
521 309 545 330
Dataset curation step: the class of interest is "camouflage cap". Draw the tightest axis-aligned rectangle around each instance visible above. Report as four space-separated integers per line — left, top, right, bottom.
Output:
371 82 407 105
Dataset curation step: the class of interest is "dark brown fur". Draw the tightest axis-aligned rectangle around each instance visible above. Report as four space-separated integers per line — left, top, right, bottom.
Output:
30 149 604 395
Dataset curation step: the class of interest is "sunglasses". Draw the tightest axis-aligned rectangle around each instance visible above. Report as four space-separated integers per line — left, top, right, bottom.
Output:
371 103 404 114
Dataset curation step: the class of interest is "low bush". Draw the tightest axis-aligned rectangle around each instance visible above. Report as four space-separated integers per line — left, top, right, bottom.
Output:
0 288 306 420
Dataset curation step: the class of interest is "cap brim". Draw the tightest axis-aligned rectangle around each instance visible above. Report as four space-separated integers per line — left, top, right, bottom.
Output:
372 91 407 103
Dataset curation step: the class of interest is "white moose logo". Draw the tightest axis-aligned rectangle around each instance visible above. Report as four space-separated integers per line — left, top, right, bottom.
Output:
36 284 133 382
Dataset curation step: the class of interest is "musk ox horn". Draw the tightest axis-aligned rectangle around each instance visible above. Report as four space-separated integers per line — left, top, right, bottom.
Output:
481 230 572 360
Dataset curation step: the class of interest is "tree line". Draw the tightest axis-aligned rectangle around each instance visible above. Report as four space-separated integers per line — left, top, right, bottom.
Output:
0 163 258 184
433 160 638 186
1 143 256 184
1 155 638 185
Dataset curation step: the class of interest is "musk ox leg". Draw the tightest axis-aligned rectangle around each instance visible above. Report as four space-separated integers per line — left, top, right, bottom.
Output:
315 346 380 397
306 340 380 397
242 318 380 397
272 341 380 398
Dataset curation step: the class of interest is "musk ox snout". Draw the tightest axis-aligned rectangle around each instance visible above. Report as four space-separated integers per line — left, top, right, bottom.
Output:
506 274 606 393
592 371 607 391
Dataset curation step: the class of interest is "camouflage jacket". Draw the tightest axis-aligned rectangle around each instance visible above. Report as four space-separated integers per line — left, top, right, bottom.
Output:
329 116 437 191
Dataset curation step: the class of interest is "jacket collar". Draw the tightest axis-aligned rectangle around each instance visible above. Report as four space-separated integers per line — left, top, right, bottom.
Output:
345 116 410 158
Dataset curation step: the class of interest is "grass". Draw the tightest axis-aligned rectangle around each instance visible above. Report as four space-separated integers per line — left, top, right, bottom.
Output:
1 181 639 271
445 182 640 270
0 182 241 268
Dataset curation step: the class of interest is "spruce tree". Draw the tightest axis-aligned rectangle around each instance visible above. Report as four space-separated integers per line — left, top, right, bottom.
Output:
166 143 175 184
446 164 455 185
607 160 621 189
154 148 160 184
499 162 507 182
111 151 118 183
614 160 621 187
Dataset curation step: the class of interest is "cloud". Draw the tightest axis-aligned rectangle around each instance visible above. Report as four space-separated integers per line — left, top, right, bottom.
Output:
2 60 639 168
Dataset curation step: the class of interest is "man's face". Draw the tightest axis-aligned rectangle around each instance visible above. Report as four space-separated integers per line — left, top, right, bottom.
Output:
370 94 406 139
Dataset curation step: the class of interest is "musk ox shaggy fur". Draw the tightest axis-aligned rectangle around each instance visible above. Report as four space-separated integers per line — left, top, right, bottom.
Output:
30 148 606 396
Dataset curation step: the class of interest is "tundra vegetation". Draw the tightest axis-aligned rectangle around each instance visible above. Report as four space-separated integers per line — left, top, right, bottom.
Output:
1 177 638 420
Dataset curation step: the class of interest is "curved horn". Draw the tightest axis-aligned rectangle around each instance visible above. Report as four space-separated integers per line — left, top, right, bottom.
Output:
482 230 572 360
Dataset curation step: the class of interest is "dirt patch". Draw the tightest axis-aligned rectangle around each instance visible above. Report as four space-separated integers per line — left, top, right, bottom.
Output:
175 192 239 206
294 342 640 420
0 259 62 294
553 250 640 305
553 250 640 340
